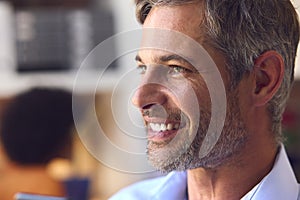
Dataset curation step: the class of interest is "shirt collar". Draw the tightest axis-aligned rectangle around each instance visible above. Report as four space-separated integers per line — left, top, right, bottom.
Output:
241 144 299 200
151 171 187 200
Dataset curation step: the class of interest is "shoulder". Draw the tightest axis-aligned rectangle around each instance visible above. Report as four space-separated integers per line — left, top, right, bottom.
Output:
109 171 187 200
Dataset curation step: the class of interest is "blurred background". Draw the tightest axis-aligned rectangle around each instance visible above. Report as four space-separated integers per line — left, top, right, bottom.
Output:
0 0 299 199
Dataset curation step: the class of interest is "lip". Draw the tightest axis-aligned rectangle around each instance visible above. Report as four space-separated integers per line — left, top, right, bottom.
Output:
144 118 186 142
143 115 174 123
147 128 179 142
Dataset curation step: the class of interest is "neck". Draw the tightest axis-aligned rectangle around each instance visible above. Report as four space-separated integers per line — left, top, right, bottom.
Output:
187 140 278 200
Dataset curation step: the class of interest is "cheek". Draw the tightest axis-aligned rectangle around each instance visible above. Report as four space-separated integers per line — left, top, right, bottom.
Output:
167 78 200 110
167 77 209 124
189 77 211 112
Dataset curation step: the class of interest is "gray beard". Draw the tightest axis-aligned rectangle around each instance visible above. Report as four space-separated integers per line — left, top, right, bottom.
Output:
147 90 248 172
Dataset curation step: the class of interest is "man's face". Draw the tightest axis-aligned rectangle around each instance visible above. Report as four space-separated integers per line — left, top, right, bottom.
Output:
132 3 249 172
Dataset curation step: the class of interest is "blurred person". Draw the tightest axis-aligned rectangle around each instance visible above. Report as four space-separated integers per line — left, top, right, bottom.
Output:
110 0 300 199
0 87 74 200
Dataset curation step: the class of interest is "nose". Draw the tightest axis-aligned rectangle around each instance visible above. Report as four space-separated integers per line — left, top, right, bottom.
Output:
132 65 169 109
132 83 167 109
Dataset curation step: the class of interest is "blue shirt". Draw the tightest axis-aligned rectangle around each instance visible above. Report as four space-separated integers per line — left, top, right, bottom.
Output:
110 145 300 200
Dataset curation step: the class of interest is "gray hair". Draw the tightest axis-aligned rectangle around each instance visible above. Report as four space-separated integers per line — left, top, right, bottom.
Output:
134 0 300 143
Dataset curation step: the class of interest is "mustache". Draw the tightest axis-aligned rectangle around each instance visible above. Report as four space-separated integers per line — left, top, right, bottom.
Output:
142 106 182 121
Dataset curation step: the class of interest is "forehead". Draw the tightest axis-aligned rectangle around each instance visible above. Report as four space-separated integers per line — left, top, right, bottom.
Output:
139 3 206 62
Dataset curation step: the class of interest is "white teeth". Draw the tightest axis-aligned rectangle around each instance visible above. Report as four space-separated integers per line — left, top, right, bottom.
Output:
149 123 161 132
149 123 156 131
149 123 180 132
167 123 173 130
161 124 167 131
154 123 161 132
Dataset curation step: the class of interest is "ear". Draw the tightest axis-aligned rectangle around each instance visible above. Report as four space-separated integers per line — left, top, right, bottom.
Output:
252 50 284 106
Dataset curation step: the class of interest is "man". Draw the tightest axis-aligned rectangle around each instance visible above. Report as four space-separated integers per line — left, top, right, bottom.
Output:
110 0 300 199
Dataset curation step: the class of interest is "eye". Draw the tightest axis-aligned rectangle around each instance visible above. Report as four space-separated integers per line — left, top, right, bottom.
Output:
168 65 189 75
137 65 147 74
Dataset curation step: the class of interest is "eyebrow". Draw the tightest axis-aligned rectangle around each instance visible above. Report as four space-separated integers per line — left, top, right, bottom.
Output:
135 54 190 64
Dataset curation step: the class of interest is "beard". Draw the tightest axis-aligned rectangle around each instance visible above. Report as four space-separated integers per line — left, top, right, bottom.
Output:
146 89 248 173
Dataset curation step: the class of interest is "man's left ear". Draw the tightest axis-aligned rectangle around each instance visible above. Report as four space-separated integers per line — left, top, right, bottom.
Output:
252 50 284 106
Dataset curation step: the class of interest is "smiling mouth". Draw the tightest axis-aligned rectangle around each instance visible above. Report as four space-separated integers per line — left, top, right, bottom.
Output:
146 121 185 142
149 122 180 132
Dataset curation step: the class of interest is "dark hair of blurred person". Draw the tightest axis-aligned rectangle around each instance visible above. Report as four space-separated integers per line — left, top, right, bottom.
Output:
0 87 74 200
